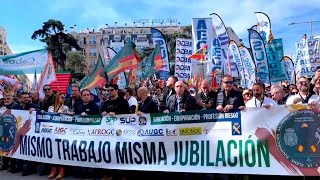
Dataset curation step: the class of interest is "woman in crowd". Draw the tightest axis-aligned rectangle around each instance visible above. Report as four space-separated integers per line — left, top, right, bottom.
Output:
47 92 69 179
242 89 253 104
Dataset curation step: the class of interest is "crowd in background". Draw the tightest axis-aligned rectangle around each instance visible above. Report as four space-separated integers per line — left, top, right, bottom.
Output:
0 68 320 180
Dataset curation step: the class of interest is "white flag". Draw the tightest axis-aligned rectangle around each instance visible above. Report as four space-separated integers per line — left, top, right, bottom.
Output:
37 53 56 99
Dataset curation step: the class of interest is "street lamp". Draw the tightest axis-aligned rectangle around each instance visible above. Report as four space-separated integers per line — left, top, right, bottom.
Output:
288 20 320 38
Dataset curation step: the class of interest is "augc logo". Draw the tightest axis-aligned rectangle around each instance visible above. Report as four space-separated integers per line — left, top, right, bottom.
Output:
137 129 164 136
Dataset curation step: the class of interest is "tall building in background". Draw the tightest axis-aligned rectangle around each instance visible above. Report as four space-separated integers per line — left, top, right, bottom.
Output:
0 26 12 55
70 24 186 71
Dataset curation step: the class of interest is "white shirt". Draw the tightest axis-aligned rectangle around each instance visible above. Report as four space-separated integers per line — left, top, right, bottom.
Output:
246 96 277 108
128 96 138 107
286 93 318 105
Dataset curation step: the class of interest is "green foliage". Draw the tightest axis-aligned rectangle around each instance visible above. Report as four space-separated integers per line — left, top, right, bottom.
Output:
65 51 87 73
31 19 82 70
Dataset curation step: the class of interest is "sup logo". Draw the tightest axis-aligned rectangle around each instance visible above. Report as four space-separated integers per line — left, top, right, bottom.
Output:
0 114 17 152
276 109 320 168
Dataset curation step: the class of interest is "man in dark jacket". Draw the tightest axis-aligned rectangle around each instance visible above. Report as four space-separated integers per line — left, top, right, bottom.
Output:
164 81 197 113
15 92 39 112
216 75 244 112
65 85 83 114
136 87 159 114
101 84 131 116
196 79 217 110
76 89 100 115
160 76 178 110
39 85 54 112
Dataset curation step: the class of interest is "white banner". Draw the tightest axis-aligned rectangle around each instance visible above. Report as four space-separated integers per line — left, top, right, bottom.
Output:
229 41 245 86
281 56 295 84
211 13 238 77
255 12 272 42
295 36 319 78
239 46 256 88
3 106 320 175
191 18 213 55
37 53 56 99
0 49 48 75
175 38 193 81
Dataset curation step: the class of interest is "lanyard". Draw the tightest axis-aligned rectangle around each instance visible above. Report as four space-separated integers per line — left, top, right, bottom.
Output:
255 97 264 107
299 93 310 103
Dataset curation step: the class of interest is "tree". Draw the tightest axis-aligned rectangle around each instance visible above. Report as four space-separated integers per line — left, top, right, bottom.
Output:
65 51 87 73
31 19 82 70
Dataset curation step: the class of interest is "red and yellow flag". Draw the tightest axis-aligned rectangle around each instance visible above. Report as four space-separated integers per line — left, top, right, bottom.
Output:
189 44 207 61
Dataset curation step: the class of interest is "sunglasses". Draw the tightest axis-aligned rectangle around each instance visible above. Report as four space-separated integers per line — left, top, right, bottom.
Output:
43 88 51 91
60 96 65 99
107 89 115 92
223 81 233 85
291 92 298 95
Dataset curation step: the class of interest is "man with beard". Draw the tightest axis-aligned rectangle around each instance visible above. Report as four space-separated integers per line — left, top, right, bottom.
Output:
196 79 217 110
246 82 277 108
216 75 244 112
286 77 318 105
270 85 290 105
101 84 130 116
65 85 82 114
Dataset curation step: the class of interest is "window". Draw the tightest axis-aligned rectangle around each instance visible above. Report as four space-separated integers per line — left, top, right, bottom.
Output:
80 37 86 45
89 60 95 70
90 36 96 44
90 48 96 57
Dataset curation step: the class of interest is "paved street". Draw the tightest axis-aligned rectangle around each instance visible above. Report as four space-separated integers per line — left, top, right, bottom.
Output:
0 170 77 179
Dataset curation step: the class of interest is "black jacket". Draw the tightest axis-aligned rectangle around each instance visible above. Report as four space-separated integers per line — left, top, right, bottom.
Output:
195 91 217 109
77 101 100 115
15 103 40 111
166 93 198 112
40 94 55 111
65 96 83 114
5 102 20 110
138 97 159 114
216 89 244 108
102 97 131 115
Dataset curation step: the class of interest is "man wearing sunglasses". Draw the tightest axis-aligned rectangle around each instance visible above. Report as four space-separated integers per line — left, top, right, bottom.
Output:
286 77 318 105
216 75 244 112
101 84 130 116
39 85 54 112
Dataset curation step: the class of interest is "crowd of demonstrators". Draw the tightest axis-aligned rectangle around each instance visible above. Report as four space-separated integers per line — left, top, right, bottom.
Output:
1 68 320 180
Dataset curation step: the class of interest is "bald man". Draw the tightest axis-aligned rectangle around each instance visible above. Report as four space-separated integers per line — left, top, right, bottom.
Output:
164 81 198 112
196 79 217 110
136 87 159 115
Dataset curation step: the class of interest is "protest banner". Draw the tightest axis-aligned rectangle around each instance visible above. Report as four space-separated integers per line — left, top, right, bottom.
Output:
175 38 193 81
1 106 320 176
0 49 48 75
295 35 320 78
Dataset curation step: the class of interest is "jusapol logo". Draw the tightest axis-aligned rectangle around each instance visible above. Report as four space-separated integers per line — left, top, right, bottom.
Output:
88 129 115 136
139 117 147 126
54 127 67 135
137 129 164 136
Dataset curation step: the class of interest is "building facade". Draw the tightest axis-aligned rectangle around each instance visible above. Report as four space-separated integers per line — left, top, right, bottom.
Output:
70 25 186 71
70 25 241 71
0 26 12 55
